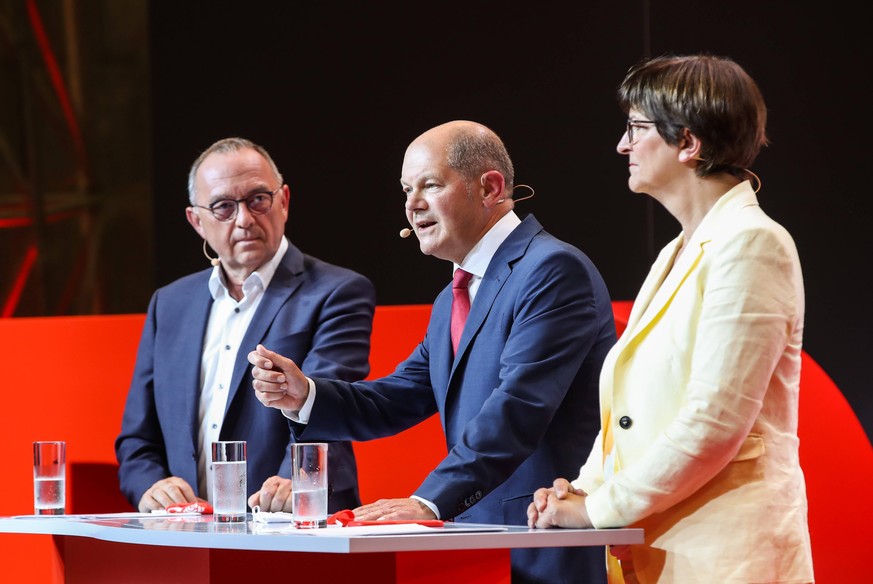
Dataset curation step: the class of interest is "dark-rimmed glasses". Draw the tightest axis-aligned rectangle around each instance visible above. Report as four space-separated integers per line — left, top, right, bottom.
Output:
191 185 283 221
626 119 657 144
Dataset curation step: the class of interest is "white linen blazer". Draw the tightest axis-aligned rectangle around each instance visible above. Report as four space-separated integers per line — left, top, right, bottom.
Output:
575 182 815 583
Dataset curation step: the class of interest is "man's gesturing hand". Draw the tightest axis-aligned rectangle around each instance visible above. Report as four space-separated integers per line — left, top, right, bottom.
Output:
248 344 310 412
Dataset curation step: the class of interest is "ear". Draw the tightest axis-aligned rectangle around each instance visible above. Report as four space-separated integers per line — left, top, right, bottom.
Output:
677 128 703 164
479 170 506 208
277 184 290 220
186 206 207 238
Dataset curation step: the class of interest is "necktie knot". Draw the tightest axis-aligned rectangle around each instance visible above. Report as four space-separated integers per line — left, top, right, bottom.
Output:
453 268 473 290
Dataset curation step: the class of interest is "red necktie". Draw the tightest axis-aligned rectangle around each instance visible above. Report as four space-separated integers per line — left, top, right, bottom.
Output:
451 269 473 354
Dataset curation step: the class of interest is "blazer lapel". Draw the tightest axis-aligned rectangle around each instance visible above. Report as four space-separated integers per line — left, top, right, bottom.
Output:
626 238 701 345
170 274 214 454
450 215 541 376
429 288 454 401
615 181 759 358
225 245 304 416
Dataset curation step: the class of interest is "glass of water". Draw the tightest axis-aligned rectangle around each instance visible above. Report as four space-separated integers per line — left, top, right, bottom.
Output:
211 441 247 523
33 441 65 515
291 442 328 528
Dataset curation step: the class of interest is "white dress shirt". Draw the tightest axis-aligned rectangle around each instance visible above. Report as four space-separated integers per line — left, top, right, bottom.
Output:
197 237 288 500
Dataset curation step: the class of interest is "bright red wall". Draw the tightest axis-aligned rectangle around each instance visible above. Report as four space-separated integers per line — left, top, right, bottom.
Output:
0 314 145 584
0 303 869 582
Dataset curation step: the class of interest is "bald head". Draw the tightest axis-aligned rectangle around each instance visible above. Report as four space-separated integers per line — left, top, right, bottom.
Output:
409 121 515 190
400 121 518 264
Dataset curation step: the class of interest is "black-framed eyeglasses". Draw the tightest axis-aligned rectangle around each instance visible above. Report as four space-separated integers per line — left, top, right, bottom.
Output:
191 185 283 221
626 119 657 144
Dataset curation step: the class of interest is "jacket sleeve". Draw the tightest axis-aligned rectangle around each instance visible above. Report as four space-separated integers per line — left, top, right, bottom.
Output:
114 291 174 507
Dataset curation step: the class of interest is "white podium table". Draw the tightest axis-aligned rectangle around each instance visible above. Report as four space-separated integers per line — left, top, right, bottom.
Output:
0 514 643 583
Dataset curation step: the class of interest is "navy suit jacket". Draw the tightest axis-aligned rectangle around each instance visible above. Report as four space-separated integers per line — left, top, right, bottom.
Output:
300 215 615 583
115 242 375 513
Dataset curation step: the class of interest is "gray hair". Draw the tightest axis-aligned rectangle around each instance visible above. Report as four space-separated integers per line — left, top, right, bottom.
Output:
187 137 283 204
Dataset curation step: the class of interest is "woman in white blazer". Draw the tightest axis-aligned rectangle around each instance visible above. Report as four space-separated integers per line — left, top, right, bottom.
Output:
528 54 815 583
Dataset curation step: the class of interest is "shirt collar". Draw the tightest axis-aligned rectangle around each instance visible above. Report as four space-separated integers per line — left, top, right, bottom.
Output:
208 236 289 300
454 211 521 278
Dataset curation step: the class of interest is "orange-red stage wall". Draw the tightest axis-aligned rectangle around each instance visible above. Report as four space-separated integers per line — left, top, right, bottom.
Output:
0 303 870 582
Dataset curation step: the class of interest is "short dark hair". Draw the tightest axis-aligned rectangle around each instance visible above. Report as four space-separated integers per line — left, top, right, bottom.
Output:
618 54 768 178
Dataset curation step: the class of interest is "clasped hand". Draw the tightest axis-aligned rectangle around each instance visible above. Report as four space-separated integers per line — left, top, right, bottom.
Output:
248 344 309 411
526 478 593 529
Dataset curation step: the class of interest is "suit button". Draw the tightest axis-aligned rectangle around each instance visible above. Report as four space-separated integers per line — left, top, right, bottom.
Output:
619 416 632 429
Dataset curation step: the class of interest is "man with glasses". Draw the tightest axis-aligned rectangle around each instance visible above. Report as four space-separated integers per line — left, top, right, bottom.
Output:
116 137 375 515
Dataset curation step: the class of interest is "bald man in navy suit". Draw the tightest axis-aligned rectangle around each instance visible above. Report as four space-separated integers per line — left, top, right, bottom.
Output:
250 122 613 584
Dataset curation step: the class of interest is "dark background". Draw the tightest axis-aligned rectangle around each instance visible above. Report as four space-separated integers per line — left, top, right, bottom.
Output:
149 2 871 440
5 2 867 439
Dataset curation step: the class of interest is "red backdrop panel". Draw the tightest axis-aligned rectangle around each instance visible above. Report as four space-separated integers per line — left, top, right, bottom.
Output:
0 302 869 582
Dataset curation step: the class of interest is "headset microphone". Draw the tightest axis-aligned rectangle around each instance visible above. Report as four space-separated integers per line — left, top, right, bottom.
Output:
203 240 221 266
399 228 413 238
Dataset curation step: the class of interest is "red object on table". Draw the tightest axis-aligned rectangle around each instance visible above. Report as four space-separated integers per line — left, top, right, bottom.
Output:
165 501 213 514
328 509 356 526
